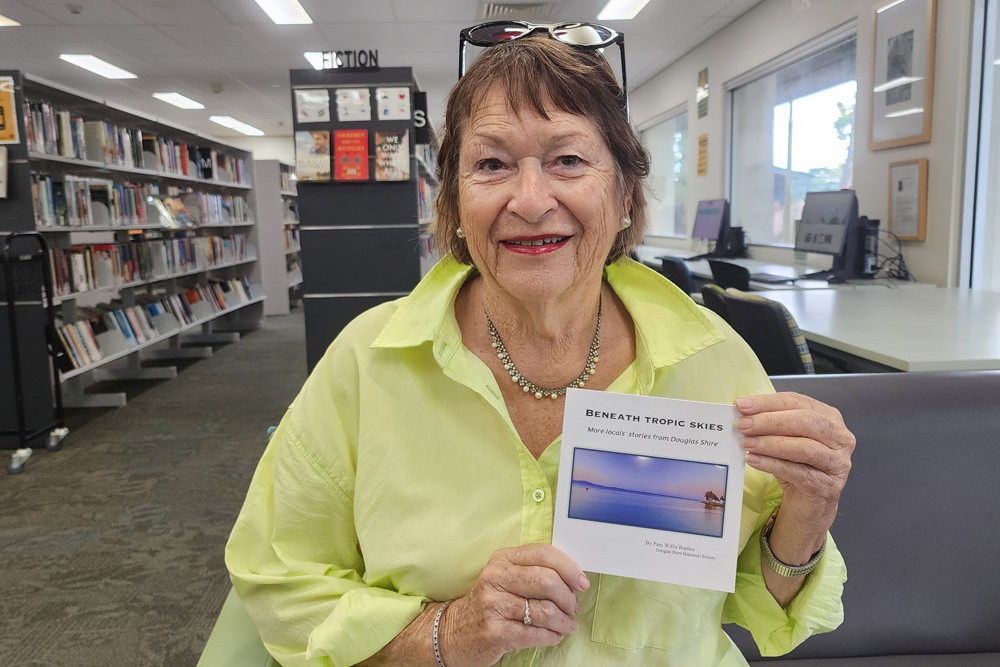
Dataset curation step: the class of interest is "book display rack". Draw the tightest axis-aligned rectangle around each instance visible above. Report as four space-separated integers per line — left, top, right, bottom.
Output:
290 66 437 369
252 160 301 315
0 71 265 427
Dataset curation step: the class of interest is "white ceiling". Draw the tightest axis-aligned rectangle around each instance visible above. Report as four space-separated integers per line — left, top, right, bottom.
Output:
0 0 762 141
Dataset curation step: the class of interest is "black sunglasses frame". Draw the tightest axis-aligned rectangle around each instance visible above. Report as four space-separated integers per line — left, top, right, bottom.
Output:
458 21 629 119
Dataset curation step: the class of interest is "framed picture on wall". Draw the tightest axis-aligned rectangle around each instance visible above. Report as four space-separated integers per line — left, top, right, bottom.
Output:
888 158 928 241
869 0 936 150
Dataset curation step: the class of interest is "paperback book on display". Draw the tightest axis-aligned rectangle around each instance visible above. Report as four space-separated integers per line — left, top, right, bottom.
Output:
552 389 746 593
375 87 411 120
374 129 409 182
335 88 371 122
295 130 331 182
294 89 330 124
334 129 369 181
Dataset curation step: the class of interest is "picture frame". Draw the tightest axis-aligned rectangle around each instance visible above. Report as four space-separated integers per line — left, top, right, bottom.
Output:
888 158 927 241
869 0 936 151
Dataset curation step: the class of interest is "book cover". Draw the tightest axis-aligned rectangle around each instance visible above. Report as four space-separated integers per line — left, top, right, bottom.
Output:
295 89 331 124
55 323 81 369
295 130 331 182
335 88 371 122
375 87 411 121
334 129 369 181
375 130 410 182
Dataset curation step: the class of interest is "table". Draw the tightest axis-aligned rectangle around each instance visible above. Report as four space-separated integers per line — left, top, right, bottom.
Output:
762 288 1000 372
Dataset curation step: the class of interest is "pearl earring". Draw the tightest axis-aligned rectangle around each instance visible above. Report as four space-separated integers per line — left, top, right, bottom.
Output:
622 217 632 229
456 227 465 239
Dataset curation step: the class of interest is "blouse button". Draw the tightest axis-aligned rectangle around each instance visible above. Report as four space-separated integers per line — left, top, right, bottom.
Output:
531 488 546 503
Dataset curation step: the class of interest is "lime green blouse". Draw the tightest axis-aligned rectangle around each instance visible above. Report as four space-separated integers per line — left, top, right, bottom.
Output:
225 256 846 667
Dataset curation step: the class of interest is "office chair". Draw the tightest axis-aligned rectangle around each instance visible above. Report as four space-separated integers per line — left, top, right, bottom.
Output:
700 284 730 323
707 260 750 291
721 289 815 375
659 256 696 294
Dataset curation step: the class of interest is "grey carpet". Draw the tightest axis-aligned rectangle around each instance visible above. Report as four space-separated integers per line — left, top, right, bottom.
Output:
0 309 307 667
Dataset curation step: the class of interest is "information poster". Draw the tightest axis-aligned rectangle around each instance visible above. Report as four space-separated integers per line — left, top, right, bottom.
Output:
334 129 369 181
376 87 411 120
294 89 330 124
697 68 709 119
375 129 410 181
553 389 745 593
0 76 19 144
335 88 371 122
697 134 708 177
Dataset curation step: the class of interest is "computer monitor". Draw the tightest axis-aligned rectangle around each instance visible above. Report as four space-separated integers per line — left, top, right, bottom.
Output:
794 190 858 256
691 199 729 242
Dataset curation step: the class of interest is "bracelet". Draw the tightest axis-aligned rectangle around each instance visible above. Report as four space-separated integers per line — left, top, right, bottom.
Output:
433 601 451 667
759 508 827 578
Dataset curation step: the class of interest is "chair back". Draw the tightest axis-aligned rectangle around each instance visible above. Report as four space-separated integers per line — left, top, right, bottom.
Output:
700 284 730 323
659 256 695 294
707 260 750 290
721 289 814 375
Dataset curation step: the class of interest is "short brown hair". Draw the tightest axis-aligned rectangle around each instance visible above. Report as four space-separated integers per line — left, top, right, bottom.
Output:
432 35 650 265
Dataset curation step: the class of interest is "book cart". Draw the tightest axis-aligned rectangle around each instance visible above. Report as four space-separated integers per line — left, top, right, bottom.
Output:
1 233 69 473
0 70 265 471
289 66 437 369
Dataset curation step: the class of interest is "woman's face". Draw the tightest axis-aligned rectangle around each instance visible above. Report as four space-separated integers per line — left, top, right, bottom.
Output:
457 86 622 304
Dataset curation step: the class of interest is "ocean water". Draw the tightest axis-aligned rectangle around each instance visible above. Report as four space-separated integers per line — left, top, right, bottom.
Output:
568 482 725 538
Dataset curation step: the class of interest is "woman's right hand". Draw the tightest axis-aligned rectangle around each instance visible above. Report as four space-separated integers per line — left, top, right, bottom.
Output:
441 543 590 666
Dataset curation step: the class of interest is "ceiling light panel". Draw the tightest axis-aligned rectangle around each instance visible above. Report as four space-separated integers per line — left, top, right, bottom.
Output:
209 115 266 136
597 0 652 20
252 0 313 25
0 13 21 26
59 54 137 79
153 92 206 109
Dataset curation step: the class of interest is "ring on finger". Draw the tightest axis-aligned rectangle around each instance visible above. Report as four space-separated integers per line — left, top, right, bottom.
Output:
523 598 532 626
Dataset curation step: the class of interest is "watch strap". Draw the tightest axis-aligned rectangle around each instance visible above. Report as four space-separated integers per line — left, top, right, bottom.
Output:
759 508 826 578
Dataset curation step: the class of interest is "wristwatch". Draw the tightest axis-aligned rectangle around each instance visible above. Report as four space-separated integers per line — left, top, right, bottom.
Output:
759 508 826 578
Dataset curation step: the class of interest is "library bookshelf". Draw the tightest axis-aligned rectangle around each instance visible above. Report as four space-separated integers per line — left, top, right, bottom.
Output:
252 160 301 315
0 71 265 432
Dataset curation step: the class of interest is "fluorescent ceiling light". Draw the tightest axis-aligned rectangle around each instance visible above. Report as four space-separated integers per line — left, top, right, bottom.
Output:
884 107 924 119
303 51 325 70
252 0 312 24
0 13 21 26
209 115 265 136
59 54 137 79
873 76 923 93
597 0 652 20
153 92 205 109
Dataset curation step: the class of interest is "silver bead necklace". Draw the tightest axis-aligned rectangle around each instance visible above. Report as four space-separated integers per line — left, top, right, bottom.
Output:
486 298 602 400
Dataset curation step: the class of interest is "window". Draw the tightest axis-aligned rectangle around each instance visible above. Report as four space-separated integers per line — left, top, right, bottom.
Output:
964 0 1000 289
730 37 857 247
640 110 688 237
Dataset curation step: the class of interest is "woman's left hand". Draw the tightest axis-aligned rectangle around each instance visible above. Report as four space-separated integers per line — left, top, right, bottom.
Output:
735 392 855 535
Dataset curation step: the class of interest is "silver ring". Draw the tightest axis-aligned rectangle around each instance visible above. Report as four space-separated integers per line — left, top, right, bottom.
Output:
523 598 532 626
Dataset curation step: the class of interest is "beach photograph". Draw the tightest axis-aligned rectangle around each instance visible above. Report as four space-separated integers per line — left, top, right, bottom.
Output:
567 447 729 538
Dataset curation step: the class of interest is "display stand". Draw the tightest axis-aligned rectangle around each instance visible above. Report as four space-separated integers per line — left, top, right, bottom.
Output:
290 67 434 369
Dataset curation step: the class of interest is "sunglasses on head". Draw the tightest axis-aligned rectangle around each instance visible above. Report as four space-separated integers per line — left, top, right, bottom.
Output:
458 21 629 119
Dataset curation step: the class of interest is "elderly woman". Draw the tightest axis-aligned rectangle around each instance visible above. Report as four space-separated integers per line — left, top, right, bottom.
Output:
226 26 852 667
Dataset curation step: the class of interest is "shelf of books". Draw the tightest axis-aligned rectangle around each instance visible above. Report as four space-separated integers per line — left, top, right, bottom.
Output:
252 159 301 315
290 66 439 369
0 70 264 410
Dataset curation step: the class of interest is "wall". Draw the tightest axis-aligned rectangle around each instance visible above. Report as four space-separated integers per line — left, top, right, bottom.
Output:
631 0 974 286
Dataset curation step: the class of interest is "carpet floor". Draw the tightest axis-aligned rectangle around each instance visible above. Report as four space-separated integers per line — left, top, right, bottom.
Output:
0 309 307 667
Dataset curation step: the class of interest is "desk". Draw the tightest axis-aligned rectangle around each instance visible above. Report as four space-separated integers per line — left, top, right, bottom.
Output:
634 245 929 291
762 288 1000 372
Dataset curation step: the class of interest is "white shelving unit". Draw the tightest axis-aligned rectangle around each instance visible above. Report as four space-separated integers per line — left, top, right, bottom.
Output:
252 160 300 315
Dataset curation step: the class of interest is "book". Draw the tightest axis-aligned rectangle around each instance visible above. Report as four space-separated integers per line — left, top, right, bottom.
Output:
335 88 371 122
375 129 410 182
334 129 369 181
295 130 331 181
375 87 411 120
0 146 7 199
294 89 331 123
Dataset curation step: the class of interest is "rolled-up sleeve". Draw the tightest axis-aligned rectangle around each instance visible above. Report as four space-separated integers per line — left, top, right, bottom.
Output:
722 475 847 657
225 337 426 667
